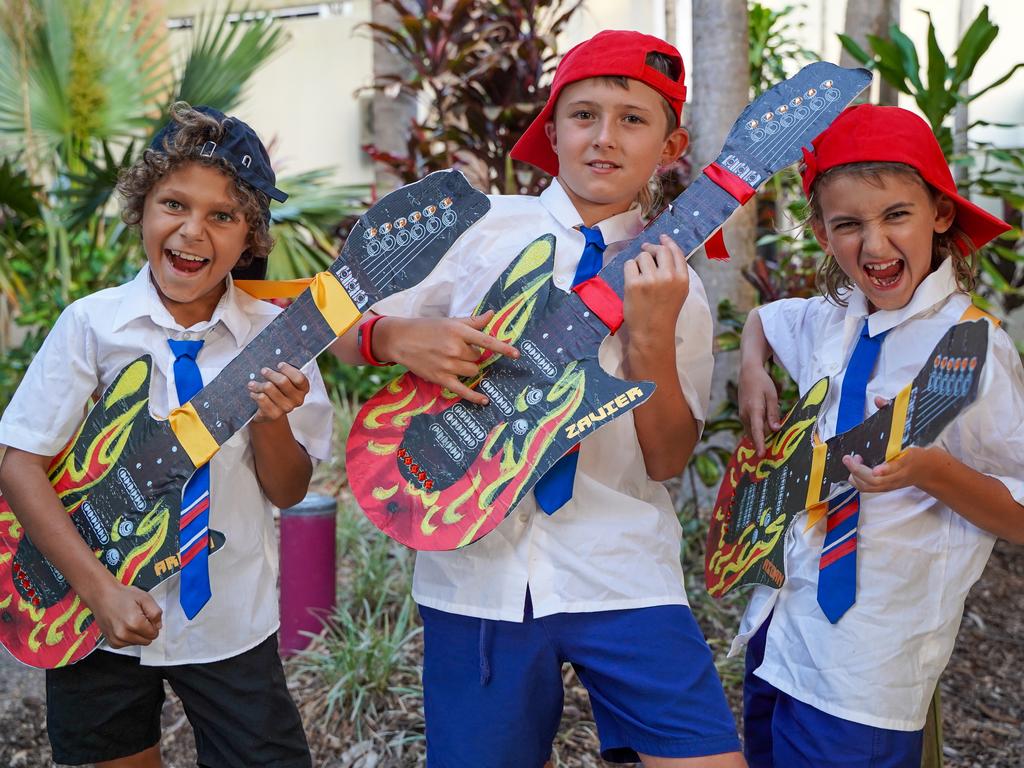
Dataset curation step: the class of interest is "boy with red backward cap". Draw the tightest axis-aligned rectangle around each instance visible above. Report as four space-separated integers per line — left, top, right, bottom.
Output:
737 104 1024 767
333 29 745 768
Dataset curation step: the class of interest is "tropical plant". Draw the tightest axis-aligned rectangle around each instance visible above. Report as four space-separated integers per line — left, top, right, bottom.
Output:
0 2 362 404
361 0 584 195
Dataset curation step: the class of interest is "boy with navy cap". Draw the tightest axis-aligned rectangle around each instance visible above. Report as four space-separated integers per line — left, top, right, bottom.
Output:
0 102 331 767
333 30 745 767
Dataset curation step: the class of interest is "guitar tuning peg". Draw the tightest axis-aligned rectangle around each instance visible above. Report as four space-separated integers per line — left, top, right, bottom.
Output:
806 87 817 97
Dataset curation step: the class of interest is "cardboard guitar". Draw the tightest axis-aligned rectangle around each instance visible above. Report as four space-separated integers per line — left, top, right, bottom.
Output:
705 317 990 597
0 170 489 668
347 62 872 551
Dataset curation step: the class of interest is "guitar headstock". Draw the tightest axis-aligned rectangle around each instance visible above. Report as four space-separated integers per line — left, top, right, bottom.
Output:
716 62 872 190
327 169 491 311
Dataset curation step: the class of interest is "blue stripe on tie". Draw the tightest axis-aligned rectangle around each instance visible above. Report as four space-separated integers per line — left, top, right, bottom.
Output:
534 225 606 515
168 338 213 619
817 321 888 624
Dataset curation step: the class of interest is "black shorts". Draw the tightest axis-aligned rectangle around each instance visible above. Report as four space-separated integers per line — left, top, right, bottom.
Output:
45 634 311 767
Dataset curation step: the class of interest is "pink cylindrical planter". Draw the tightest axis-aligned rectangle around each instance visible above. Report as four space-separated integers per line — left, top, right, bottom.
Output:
279 492 337 656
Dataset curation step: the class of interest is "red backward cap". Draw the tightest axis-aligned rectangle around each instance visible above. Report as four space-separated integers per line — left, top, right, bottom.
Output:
510 30 686 177
801 104 1010 250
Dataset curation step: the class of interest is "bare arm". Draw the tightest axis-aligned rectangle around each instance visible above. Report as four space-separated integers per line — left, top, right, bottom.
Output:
247 363 314 508
622 235 699 481
737 308 782 456
0 449 162 646
845 446 1024 544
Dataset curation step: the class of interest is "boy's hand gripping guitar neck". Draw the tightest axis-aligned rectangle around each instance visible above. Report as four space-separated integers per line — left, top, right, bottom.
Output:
347 62 872 551
0 170 489 668
705 316 990 597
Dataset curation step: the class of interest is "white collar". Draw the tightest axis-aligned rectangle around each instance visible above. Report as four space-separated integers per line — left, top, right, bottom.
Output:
843 257 960 338
538 179 645 245
112 264 252 346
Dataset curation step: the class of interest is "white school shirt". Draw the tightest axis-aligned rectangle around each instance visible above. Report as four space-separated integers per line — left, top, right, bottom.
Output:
730 257 1024 730
0 265 333 665
371 179 714 621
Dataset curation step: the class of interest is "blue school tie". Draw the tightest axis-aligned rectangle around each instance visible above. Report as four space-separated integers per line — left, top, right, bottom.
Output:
533 225 606 514
817 321 888 623
168 339 213 619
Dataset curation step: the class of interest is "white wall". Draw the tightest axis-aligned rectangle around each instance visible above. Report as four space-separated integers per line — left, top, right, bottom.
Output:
166 1 375 186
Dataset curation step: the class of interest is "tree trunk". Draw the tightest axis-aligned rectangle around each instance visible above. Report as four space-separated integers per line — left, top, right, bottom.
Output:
952 0 973 188
370 2 416 195
840 0 901 105
689 0 756 446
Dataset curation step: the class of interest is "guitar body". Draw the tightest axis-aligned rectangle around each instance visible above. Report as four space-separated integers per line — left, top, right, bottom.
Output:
0 356 226 668
705 319 990 598
0 170 490 668
348 234 655 550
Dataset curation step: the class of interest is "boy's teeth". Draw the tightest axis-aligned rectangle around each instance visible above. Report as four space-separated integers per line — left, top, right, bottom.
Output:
865 259 899 272
169 249 207 263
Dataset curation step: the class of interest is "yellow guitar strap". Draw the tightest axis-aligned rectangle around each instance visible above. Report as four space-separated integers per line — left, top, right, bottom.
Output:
805 302 998 530
234 278 312 299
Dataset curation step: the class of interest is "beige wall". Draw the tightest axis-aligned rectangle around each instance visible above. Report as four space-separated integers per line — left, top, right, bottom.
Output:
172 0 1022 181
167 1 374 185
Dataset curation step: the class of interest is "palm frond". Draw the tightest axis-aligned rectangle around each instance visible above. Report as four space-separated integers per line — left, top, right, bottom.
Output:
171 7 288 113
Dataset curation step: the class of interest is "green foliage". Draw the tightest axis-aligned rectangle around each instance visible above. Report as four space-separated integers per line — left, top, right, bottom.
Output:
290 498 420 732
361 0 584 194
748 3 817 96
0 3 361 404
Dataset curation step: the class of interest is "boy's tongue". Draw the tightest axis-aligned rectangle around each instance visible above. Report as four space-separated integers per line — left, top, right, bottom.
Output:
866 260 902 282
169 250 207 274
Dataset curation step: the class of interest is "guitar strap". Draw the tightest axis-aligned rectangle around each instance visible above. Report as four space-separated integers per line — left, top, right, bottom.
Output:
803 301 998 530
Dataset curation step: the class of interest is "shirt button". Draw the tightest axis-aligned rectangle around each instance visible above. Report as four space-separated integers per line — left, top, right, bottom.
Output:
182 331 192 340
519 511 529 523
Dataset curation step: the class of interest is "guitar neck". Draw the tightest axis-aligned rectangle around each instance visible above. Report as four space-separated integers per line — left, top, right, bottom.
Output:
187 289 348 445
597 173 743 297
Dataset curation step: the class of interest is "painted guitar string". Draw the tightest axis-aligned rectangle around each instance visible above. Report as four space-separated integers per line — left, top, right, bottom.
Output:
361 210 458 285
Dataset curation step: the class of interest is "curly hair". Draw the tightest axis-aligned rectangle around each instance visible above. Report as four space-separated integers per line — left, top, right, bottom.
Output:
805 161 977 306
117 102 274 274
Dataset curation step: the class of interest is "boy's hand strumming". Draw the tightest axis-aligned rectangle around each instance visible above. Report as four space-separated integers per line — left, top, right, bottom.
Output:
372 312 519 406
249 363 310 423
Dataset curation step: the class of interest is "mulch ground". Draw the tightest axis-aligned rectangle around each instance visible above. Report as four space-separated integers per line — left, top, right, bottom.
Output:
2 541 1021 767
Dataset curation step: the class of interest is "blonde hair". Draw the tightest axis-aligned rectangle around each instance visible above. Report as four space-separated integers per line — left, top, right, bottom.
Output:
806 161 977 305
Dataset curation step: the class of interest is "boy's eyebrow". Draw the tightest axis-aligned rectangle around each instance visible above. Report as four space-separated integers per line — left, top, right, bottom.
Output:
826 201 917 225
158 186 239 211
564 99 655 113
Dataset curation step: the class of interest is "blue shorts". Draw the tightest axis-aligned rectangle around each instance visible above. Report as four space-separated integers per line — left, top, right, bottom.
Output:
419 594 741 767
744 617 923 768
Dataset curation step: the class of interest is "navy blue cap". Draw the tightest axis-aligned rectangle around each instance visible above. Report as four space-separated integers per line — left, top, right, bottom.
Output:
149 106 288 206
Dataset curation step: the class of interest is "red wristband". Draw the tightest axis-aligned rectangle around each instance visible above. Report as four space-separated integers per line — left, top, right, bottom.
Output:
358 315 393 367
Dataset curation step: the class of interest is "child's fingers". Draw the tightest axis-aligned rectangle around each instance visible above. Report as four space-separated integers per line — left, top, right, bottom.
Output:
271 362 310 391
461 327 518 359
874 395 890 409
442 375 488 406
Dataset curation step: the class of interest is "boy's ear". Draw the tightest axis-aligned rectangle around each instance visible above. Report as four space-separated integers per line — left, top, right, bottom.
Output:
810 217 830 253
660 127 689 165
933 193 957 234
544 121 557 153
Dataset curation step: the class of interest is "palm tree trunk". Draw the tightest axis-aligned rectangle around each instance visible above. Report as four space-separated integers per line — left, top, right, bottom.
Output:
370 2 416 195
840 0 901 105
689 0 756 429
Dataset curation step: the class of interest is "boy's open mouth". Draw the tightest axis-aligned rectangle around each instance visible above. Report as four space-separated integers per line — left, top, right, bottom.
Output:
166 248 210 274
863 258 904 288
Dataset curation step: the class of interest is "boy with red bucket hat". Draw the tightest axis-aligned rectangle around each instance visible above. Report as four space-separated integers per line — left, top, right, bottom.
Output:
736 104 1024 767
333 29 745 768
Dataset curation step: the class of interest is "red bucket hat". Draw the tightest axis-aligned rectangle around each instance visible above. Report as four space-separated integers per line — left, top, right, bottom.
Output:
510 30 686 177
800 104 1010 250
